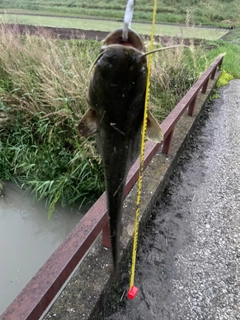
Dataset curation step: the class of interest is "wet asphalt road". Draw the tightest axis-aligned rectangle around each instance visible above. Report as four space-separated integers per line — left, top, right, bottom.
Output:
106 80 240 320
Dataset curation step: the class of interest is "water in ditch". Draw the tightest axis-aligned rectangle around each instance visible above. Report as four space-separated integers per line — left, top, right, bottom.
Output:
0 181 88 315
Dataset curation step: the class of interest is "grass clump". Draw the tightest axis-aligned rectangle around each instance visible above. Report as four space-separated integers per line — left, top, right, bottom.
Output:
0 25 104 216
150 41 205 121
0 112 104 217
217 69 234 87
202 37 240 79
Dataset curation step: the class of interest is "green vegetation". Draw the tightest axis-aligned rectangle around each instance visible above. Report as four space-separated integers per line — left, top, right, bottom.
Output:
206 41 240 78
0 0 239 26
0 27 104 216
216 27 240 83
150 43 203 120
217 70 234 87
198 26 240 81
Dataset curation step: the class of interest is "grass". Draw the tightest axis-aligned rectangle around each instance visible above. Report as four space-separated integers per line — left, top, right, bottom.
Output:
221 25 240 45
150 44 202 121
0 25 104 216
0 115 104 217
0 0 240 25
200 29 240 79
0 13 229 40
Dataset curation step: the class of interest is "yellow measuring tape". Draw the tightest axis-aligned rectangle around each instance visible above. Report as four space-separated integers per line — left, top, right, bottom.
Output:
128 0 157 299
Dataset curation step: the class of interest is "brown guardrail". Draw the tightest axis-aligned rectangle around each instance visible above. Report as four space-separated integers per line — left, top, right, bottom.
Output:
0 54 224 320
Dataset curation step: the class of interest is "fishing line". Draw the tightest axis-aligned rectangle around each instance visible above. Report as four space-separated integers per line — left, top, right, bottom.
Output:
128 0 157 300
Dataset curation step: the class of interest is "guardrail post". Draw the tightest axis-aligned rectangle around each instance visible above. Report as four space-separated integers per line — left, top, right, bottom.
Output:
162 129 174 155
201 77 209 94
218 55 224 69
188 96 197 116
102 221 111 248
210 66 217 79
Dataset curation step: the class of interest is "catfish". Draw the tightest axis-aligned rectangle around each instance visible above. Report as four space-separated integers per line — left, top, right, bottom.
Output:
78 28 163 271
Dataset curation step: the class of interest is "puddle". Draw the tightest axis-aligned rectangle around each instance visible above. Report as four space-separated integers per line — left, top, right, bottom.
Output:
0 181 88 315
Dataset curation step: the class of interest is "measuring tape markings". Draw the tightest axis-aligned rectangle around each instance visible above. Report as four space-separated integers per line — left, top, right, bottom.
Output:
128 0 157 295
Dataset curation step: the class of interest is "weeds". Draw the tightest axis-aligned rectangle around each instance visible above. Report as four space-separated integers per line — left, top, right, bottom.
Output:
0 111 104 217
0 24 104 216
217 69 234 87
204 39 240 78
150 41 205 121
0 25 99 118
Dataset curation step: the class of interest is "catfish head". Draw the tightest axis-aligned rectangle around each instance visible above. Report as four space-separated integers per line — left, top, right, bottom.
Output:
78 28 163 272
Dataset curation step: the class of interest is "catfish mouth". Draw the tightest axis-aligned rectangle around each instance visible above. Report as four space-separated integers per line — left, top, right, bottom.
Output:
101 28 145 52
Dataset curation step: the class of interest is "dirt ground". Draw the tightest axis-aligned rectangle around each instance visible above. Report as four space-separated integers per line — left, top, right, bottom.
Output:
1 23 203 46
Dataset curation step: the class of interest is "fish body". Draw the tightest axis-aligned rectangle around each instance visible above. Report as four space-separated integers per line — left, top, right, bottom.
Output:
78 28 162 271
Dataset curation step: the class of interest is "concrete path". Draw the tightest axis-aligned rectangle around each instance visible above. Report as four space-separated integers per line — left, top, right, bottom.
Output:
106 80 240 320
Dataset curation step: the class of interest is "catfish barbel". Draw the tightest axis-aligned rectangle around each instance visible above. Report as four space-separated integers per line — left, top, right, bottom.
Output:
78 28 163 271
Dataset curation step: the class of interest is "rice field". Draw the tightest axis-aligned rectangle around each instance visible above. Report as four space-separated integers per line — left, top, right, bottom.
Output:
0 12 229 40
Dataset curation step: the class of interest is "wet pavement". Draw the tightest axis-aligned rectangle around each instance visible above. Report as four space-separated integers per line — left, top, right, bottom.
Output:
0 182 86 315
106 80 240 320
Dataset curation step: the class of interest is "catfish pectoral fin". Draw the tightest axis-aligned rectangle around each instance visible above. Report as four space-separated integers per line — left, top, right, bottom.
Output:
78 108 98 137
146 112 163 143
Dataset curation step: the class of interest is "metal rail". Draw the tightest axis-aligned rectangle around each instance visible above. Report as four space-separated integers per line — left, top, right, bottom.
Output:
0 54 224 320
161 54 223 154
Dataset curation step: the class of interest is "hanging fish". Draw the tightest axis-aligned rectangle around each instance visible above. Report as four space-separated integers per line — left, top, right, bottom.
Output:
78 28 163 271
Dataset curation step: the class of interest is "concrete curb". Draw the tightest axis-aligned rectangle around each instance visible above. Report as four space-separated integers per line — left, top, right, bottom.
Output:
44 71 221 320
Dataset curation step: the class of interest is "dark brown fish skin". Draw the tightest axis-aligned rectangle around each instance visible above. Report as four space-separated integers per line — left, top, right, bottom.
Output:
91 46 147 271
80 29 148 271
